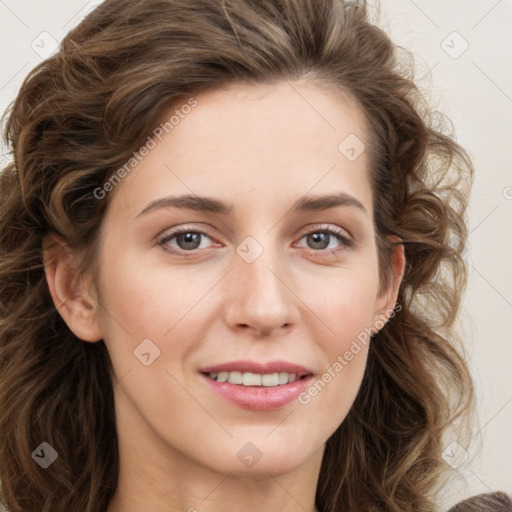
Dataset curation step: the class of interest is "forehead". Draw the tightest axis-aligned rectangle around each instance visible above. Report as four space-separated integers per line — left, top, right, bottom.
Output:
106 80 373 220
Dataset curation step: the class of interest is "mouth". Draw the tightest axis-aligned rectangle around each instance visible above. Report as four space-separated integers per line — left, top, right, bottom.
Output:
198 360 314 411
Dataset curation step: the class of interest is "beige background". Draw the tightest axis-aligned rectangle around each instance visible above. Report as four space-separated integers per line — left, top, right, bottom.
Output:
1 0 511 508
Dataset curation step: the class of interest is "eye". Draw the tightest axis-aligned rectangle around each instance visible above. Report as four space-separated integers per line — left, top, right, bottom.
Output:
296 226 352 255
157 227 216 253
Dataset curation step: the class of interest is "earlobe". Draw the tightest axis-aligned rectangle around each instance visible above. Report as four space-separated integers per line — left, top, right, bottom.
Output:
372 237 406 333
43 234 103 343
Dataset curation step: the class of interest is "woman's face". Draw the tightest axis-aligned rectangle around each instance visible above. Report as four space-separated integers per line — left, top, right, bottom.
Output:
89 80 402 477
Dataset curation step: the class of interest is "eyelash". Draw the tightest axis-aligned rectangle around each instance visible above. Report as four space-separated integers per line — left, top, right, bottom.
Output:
157 225 353 257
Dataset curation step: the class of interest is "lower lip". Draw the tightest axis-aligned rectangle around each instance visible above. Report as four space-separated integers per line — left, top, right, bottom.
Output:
200 373 314 411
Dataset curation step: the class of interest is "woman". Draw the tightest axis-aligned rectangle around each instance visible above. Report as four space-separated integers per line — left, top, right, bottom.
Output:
0 0 508 510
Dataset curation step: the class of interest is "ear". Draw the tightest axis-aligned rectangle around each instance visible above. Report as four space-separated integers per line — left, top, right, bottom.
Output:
42 234 103 342
371 236 406 334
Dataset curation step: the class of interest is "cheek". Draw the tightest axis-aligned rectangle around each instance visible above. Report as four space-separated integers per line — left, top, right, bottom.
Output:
301 263 378 420
312 262 380 344
300 295 373 431
95 258 206 428
95 252 227 400
97 251 209 339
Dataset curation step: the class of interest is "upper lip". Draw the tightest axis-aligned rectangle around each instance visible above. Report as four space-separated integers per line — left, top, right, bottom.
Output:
199 360 313 377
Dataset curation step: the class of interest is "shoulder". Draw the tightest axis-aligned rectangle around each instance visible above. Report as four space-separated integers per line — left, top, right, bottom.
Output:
447 492 512 511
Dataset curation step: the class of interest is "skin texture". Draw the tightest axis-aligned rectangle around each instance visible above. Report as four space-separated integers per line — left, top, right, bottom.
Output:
44 80 405 512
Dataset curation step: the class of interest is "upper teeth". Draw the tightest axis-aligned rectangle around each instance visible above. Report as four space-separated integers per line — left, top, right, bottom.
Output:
209 371 299 386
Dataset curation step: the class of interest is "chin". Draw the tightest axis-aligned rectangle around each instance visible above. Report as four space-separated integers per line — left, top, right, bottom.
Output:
210 435 321 477
218 455 311 478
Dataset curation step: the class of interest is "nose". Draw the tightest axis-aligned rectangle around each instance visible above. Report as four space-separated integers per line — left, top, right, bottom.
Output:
222 239 299 338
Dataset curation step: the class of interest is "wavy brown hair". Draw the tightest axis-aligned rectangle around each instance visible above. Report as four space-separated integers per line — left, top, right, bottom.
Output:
0 0 476 511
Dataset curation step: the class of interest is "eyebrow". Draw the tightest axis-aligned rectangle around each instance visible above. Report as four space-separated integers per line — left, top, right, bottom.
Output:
135 191 368 218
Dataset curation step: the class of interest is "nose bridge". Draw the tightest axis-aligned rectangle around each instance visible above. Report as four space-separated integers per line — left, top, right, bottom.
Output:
223 231 297 335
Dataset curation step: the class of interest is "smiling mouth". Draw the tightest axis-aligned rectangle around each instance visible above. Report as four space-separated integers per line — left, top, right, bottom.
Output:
199 365 315 410
202 371 311 387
